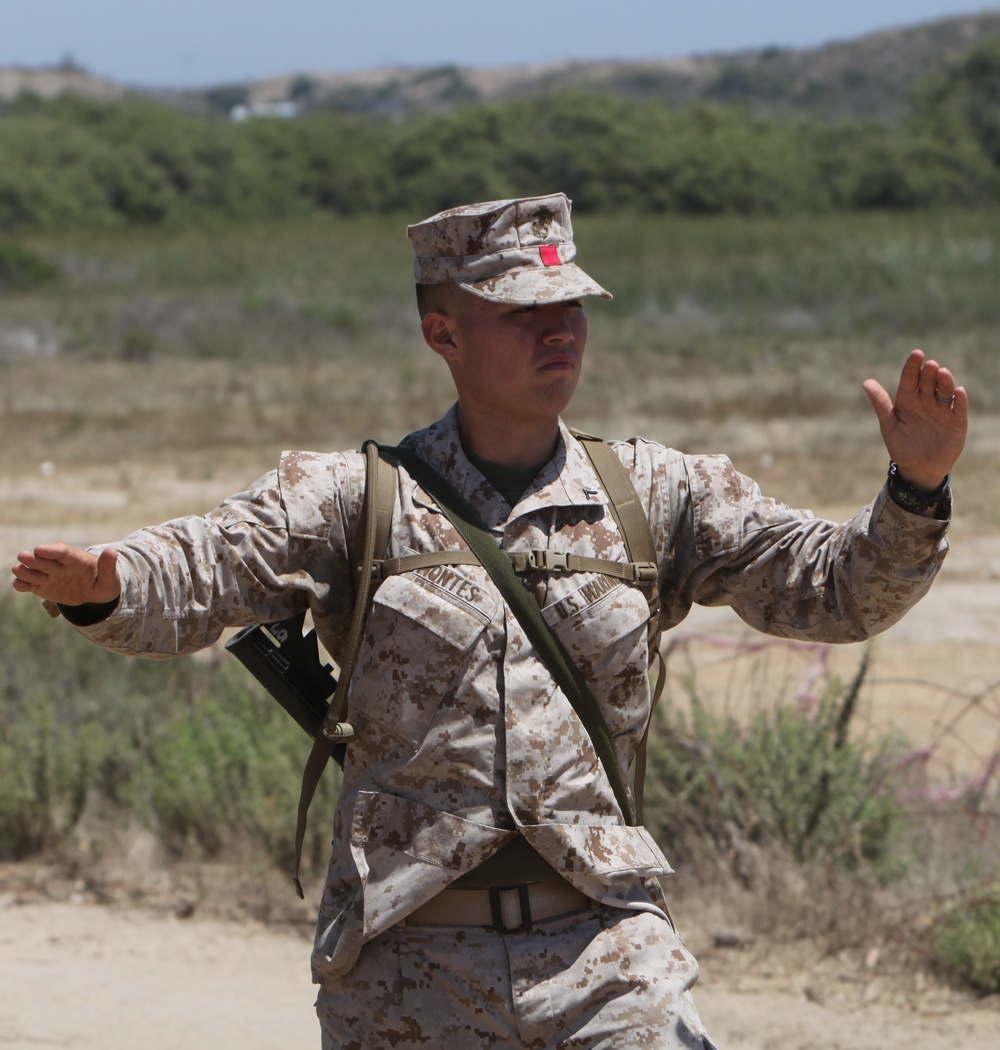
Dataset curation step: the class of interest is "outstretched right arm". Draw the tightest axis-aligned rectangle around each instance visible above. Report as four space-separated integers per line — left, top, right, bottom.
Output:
8 450 364 659
11 543 121 607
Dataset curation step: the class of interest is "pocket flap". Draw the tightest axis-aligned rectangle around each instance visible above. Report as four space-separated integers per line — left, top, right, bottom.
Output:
519 822 673 878
374 571 497 650
351 790 515 939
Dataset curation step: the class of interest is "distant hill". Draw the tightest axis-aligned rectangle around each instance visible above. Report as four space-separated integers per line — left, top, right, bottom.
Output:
240 10 1000 121
3 10 1000 121
0 62 125 102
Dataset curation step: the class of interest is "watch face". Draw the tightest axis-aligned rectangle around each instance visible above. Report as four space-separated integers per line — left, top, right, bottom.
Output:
892 486 927 513
887 462 941 513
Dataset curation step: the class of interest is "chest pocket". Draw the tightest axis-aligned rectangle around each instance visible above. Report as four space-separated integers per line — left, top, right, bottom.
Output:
542 575 651 732
351 570 498 749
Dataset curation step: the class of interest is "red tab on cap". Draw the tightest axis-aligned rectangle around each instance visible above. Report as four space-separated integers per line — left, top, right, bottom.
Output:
539 245 562 266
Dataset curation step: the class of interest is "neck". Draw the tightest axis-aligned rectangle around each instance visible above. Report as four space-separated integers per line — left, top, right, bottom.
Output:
455 403 559 469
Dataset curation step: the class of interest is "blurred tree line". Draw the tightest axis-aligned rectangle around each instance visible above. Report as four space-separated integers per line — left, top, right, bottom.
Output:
1 35 998 232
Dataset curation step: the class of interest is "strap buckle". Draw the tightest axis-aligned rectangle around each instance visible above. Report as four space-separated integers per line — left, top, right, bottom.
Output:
320 721 356 742
526 549 570 572
489 884 533 934
634 561 658 585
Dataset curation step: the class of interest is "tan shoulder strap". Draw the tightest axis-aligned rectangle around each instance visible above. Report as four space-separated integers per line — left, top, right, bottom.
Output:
573 432 661 625
322 441 395 730
292 440 395 897
572 431 665 825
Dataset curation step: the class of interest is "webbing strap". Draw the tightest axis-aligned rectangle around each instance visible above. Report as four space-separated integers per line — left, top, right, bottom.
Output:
573 433 661 626
375 550 482 578
291 440 394 898
387 443 636 825
573 433 664 826
330 441 397 727
373 548 656 584
631 647 667 825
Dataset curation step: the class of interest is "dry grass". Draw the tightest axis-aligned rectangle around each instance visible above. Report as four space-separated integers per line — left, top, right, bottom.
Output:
4 208 998 519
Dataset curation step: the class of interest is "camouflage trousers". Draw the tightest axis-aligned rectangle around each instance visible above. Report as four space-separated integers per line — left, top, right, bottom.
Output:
316 902 717 1049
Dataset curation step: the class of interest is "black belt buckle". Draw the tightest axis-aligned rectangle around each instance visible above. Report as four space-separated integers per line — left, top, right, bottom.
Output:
489 884 532 934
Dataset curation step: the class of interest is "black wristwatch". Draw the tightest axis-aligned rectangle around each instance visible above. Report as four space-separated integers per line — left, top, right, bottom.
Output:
886 461 950 514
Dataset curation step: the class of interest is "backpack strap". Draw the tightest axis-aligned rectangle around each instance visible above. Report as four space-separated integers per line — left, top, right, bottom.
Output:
327 440 396 728
369 431 660 599
572 432 665 826
291 439 394 897
572 431 661 628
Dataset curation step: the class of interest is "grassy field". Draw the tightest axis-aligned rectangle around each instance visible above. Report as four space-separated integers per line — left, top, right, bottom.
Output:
4 207 999 517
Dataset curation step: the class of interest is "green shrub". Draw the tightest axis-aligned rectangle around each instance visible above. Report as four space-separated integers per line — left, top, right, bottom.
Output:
145 663 340 870
0 239 58 290
915 34 1000 166
0 592 339 869
0 693 90 858
930 884 1000 993
643 649 905 874
2 65 999 233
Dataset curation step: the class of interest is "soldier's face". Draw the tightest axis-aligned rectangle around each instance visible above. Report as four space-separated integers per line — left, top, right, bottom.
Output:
423 292 588 427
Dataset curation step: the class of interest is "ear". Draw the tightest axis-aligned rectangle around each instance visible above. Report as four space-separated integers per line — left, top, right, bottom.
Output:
421 310 460 361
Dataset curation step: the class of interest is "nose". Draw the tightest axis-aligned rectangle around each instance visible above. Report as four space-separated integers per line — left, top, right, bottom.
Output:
540 304 579 344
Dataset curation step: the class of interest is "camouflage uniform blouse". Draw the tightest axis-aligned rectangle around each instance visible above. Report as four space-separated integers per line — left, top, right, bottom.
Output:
68 405 949 979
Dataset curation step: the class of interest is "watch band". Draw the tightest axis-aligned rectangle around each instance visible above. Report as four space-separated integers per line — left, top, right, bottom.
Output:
886 461 950 514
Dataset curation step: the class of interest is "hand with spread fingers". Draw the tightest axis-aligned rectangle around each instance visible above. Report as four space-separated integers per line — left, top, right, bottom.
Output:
11 543 120 607
862 348 969 494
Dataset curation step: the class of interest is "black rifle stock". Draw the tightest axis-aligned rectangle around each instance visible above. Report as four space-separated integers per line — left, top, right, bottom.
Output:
225 611 347 765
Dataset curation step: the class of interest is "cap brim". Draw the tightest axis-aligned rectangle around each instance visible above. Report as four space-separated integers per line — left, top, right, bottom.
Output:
458 263 612 305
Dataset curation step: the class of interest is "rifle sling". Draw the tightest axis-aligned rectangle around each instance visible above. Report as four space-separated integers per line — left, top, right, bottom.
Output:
387 444 636 826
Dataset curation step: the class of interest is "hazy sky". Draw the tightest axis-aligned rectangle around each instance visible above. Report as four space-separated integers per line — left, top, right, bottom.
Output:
4 1 998 88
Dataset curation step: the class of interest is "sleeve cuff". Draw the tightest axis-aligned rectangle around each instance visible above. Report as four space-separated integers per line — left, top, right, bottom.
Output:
58 597 121 626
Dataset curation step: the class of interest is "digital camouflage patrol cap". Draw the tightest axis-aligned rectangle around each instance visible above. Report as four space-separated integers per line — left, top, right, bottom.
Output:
407 193 613 305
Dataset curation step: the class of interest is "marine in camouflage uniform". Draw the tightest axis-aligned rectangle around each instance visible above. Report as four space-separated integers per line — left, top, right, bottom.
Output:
12 194 969 1049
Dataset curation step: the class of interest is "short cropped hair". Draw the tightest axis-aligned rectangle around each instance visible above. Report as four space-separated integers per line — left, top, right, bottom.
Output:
415 283 459 320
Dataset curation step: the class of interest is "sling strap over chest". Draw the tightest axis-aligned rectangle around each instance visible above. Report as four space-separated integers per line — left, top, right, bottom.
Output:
387 443 637 824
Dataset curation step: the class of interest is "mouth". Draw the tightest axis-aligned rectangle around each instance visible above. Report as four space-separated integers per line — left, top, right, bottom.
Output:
538 353 577 372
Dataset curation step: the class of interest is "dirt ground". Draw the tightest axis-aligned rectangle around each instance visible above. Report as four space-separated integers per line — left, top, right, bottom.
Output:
1 887 997 1050
2 467 999 1048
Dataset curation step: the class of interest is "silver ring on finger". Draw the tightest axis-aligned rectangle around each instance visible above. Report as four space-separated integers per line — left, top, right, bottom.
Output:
934 389 956 404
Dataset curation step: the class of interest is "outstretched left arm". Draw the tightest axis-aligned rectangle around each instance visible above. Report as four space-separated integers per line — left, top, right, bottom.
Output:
862 349 969 499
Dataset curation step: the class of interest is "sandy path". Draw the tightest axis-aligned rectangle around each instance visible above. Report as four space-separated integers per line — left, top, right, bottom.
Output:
1 898 997 1050
0 900 317 1049
698 979 999 1050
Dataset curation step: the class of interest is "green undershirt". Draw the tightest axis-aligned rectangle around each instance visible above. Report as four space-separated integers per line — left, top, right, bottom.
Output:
464 447 544 508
